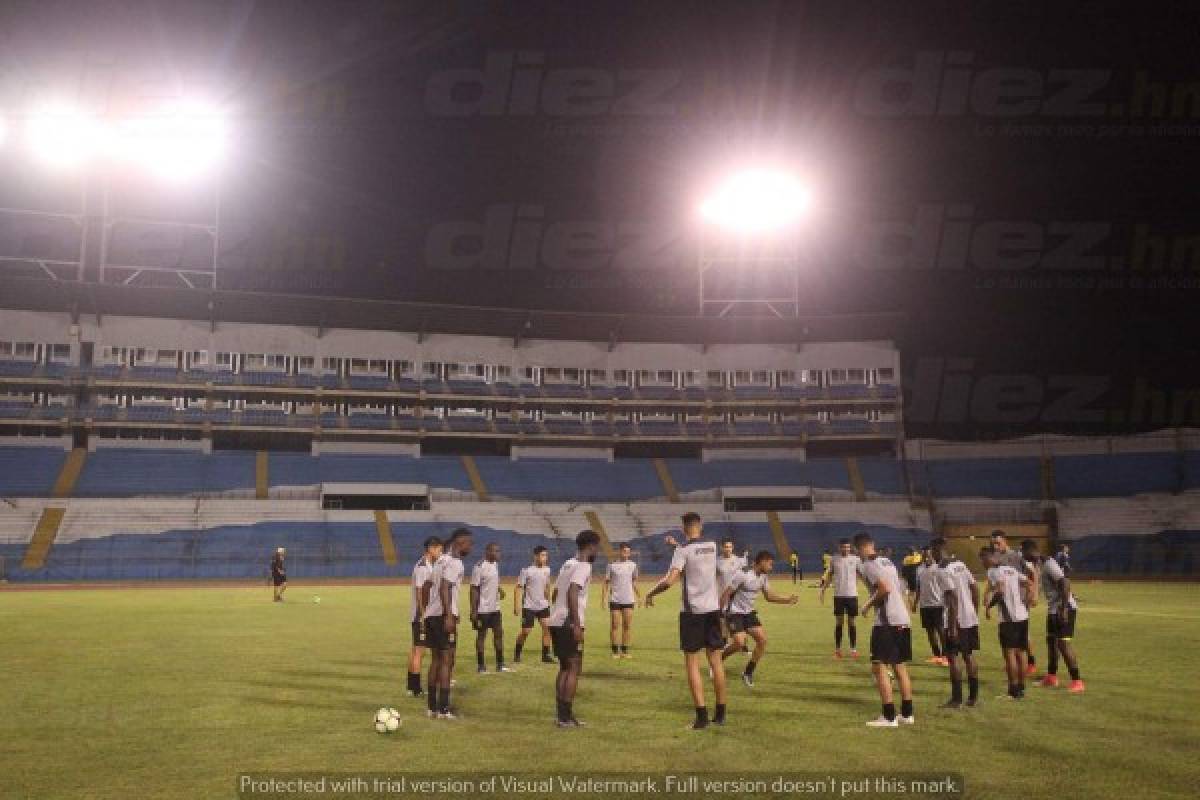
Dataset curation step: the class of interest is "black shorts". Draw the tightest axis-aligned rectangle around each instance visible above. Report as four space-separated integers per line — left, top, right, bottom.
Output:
549 625 584 664
919 606 944 630
521 608 550 628
902 567 918 592
833 596 859 617
424 615 459 651
473 611 502 632
726 612 762 634
998 619 1029 650
943 625 979 656
609 602 635 611
679 611 726 653
272 574 286 586
1046 608 1077 640
411 620 428 648
869 625 912 665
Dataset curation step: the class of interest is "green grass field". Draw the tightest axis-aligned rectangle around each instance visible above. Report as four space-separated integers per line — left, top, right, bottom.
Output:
1 580 1197 800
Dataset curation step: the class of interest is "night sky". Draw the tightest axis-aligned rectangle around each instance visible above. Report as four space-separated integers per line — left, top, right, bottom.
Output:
0 0 1197 436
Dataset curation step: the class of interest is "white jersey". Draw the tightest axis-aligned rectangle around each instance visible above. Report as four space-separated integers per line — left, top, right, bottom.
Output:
548 557 593 628
716 554 748 594
829 554 861 597
915 563 944 608
858 556 911 628
726 570 769 615
410 556 434 622
605 560 639 605
987 565 1029 623
423 554 464 619
936 559 979 629
470 560 501 614
670 539 720 614
1039 556 1077 613
517 565 551 611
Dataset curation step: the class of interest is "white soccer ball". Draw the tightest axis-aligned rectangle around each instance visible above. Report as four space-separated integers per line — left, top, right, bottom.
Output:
313 596 321 604
374 707 401 733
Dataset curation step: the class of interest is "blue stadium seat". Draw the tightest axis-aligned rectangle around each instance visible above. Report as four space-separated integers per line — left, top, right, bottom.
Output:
0 446 66 495
75 449 257 496
1054 452 1179 497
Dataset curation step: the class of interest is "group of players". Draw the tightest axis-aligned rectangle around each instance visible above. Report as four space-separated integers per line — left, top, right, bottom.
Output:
403 515 1085 729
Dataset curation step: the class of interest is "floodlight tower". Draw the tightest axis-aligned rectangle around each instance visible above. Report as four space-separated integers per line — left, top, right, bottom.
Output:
696 169 811 318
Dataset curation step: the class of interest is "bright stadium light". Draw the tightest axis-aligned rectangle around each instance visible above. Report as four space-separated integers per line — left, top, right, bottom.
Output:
26 103 107 168
698 169 811 233
111 99 229 180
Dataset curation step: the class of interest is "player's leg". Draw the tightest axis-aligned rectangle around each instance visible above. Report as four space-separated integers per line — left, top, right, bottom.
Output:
426 648 441 715
923 622 941 661
707 646 728 724
833 610 844 656
439 643 457 716
742 626 767 686
847 601 859 655
683 651 709 728
514 621 530 663
610 609 621 657
1041 628 1060 687
475 621 488 673
493 617 507 671
539 616 554 663
963 652 980 706
620 607 633 656
894 664 914 721
722 630 746 661
943 649 963 707
278 580 286 600
869 662 897 725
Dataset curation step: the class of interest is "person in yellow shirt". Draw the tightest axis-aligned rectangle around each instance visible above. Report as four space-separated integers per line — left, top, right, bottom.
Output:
788 552 800 583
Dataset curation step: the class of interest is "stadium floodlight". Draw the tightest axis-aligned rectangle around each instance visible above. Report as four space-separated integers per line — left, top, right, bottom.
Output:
698 169 811 234
26 103 107 168
111 99 228 181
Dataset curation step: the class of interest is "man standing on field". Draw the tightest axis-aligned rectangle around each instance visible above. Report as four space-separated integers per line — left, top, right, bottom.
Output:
645 512 728 730
931 537 981 708
422 527 472 719
270 547 287 602
513 546 555 664
407 536 443 698
470 542 509 674
604 542 641 659
854 532 915 728
820 539 861 658
982 545 1032 700
548 530 601 728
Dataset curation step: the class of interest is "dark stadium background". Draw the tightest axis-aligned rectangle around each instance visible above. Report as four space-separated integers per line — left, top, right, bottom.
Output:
1 0 1197 438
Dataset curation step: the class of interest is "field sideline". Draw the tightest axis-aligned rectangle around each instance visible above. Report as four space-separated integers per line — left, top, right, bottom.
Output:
1 581 1197 799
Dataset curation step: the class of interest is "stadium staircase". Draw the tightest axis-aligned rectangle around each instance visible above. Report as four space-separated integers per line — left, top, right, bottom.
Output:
845 457 867 501
652 458 680 503
460 455 490 501
374 511 398 566
21 448 86 570
766 511 794 561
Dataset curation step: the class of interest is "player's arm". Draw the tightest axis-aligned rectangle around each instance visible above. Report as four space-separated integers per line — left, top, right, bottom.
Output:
602 572 611 604
439 577 456 633
909 580 920 612
567 582 583 641
860 576 891 618
1026 562 1039 608
513 579 523 616
1056 574 1073 622
469 575 481 624
942 586 960 638
764 587 799 605
632 566 643 606
644 567 682 607
719 585 735 611
415 574 428 622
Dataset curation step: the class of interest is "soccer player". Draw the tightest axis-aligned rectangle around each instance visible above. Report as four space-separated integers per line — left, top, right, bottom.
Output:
911 548 947 665
901 546 923 604
513 546 555 664
470 542 509 674
1030 542 1085 692
1054 542 1073 576
406 536 443 698
422 527 472 719
931 537 981 708
645 512 728 730
982 545 1032 700
991 530 1039 676
270 547 287 602
789 551 800 583
604 542 641 659
720 550 799 687
548 529 602 728
854 531 915 727
820 539 861 658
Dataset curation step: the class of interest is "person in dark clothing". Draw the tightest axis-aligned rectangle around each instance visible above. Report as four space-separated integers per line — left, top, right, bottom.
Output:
271 547 287 602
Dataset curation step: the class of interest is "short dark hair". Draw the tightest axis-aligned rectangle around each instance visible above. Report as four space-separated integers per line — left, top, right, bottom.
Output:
532 545 547 555
929 537 945 548
619 541 632 550
681 512 702 527
447 527 472 545
423 536 442 549
754 550 775 564
1020 538 1037 551
576 529 602 549
838 538 851 546
990 530 1007 540
852 532 873 548
720 537 735 546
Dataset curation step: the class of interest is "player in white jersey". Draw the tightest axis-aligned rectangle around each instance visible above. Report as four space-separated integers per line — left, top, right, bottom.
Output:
719 550 799 687
513 546 555 664
716 539 748 595
992 530 1039 677
548 530 602 728
406 536 443 698
930 537 981 708
820 539 862 658
470 542 509 674
853 532 915 728
1027 542 1086 693
604 542 641 659
982 545 1032 700
645 512 728 730
421 527 472 719
911 549 947 665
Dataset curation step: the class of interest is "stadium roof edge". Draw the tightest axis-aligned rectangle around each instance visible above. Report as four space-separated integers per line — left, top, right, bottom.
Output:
0 278 905 347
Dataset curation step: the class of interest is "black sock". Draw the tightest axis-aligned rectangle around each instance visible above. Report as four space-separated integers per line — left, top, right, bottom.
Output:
950 679 963 703
556 699 568 722
1046 638 1059 674
968 676 979 701
438 688 451 713
496 655 505 668
931 639 942 658
514 641 524 660
744 660 758 676
883 702 896 721
542 645 551 657
848 626 857 649
714 703 726 723
835 624 843 649
1068 666 1081 681
612 644 619 654
694 706 709 725
901 699 913 718
427 687 437 713
1008 683 1019 698
477 652 485 668
407 672 419 693
620 645 628 654
1028 653 1036 666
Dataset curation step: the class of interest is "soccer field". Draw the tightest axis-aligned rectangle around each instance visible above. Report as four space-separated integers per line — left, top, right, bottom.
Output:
0 581 1196 800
